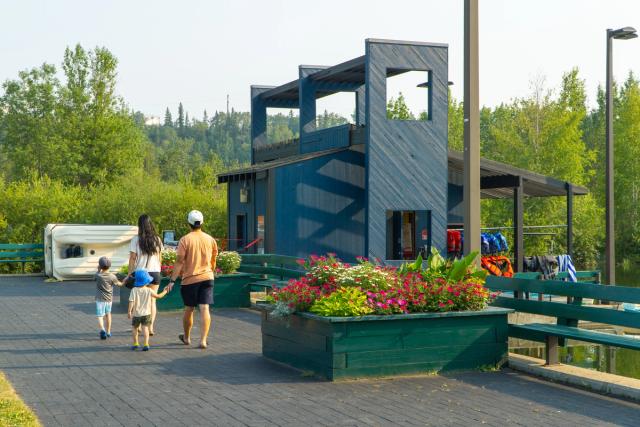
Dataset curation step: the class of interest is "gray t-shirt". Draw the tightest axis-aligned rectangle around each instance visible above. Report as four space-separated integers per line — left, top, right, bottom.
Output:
95 272 121 302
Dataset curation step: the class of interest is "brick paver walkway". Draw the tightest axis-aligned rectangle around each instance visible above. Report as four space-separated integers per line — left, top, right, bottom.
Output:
1 277 640 426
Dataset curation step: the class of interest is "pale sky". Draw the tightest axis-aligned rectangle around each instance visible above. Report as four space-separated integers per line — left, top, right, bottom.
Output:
2 0 640 119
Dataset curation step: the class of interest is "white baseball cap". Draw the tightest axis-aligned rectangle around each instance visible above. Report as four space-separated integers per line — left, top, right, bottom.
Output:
187 210 204 226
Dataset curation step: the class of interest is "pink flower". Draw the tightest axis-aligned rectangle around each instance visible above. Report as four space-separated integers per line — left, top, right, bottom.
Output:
296 259 306 266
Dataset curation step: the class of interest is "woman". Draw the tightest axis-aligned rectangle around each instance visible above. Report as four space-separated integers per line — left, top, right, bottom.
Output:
126 214 163 335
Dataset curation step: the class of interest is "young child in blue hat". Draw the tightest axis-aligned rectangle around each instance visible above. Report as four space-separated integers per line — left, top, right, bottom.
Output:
128 269 169 351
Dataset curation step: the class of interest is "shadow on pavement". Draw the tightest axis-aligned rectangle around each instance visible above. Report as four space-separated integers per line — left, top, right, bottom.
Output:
160 352 323 385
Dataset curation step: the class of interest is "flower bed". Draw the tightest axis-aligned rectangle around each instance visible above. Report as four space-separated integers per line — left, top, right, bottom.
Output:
259 250 511 379
268 251 495 318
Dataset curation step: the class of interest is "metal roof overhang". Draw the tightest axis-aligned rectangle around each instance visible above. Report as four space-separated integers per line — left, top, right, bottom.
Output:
219 148 589 198
217 148 348 183
447 150 588 198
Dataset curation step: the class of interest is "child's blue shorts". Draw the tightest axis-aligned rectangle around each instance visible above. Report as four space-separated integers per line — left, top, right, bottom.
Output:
96 301 112 317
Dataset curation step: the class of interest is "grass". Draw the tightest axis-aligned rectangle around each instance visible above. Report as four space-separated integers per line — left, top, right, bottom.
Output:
0 371 40 427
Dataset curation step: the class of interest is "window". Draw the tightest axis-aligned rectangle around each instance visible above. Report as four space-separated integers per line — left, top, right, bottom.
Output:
386 70 431 121
386 210 431 260
266 108 299 145
315 91 354 129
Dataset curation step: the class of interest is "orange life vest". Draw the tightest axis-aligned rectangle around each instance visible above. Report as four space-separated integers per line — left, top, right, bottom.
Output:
481 255 514 278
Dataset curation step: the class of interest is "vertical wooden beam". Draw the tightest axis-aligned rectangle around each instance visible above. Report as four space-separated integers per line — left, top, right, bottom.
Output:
566 183 574 258
463 0 481 257
545 335 559 365
513 177 524 273
250 86 272 165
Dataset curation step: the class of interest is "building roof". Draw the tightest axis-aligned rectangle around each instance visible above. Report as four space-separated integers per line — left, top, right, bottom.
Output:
218 147 589 198
448 150 588 198
217 148 349 183
258 39 449 105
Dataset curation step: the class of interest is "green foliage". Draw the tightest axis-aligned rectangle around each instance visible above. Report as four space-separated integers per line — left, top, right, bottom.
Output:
0 44 145 186
309 288 373 317
217 251 241 274
386 93 415 120
0 174 227 272
446 251 480 283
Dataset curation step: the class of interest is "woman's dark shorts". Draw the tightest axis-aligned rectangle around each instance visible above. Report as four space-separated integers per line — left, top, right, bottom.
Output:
149 272 161 285
180 280 214 307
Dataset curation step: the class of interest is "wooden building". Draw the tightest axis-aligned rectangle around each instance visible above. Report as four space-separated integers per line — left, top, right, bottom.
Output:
218 39 587 266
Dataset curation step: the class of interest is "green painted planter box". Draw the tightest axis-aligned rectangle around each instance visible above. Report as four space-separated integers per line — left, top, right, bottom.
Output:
259 306 513 380
119 272 254 310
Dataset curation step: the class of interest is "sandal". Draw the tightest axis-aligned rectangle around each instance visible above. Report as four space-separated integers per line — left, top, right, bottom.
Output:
178 334 190 345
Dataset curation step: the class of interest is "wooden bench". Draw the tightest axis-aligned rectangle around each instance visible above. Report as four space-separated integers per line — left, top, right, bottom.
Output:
238 254 305 292
487 276 640 365
0 243 45 273
512 270 601 300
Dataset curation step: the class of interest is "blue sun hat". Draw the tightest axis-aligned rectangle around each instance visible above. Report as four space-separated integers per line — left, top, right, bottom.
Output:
134 269 154 287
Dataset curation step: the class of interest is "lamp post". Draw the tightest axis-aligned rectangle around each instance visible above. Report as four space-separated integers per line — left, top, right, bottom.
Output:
605 26 637 286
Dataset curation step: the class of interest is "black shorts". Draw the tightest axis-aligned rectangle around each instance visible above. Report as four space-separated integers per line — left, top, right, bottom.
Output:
132 315 151 327
180 280 214 307
149 272 161 285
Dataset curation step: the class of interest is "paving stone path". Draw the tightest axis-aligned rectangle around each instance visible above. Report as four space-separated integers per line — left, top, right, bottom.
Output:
1 277 640 426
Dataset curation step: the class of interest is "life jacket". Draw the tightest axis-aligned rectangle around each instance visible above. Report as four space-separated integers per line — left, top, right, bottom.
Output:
495 232 508 253
481 234 490 255
487 234 500 254
447 230 462 253
481 255 514 278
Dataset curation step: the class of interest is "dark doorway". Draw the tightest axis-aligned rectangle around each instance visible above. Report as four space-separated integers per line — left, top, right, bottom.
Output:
236 215 246 250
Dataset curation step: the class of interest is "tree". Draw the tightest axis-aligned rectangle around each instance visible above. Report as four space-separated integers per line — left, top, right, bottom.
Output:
164 107 173 126
0 44 145 185
0 63 61 180
177 102 185 129
387 93 415 120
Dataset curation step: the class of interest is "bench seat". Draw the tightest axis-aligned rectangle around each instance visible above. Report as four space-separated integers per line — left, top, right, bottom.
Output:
510 323 640 351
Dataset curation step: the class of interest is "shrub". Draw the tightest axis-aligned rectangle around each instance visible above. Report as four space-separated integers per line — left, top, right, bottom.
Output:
217 251 241 274
272 278 321 313
310 288 374 317
338 260 397 291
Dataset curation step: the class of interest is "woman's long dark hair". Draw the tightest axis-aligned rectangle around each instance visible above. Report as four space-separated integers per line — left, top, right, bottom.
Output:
137 214 162 256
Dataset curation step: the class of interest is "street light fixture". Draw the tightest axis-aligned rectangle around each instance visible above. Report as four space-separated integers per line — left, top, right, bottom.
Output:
605 26 637 287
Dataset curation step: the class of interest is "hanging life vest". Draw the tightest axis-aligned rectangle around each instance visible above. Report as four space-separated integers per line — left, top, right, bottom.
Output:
495 232 509 253
447 230 462 253
487 233 500 254
481 233 490 255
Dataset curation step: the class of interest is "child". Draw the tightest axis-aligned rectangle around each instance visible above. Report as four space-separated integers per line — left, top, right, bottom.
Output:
95 256 123 340
128 269 168 351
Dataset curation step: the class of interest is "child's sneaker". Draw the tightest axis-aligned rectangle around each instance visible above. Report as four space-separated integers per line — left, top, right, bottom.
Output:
131 344 139 351
142 346 149 351
100 330 107 340
106 332 112 338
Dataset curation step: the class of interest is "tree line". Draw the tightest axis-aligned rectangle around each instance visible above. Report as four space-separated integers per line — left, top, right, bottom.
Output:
2 44 640 271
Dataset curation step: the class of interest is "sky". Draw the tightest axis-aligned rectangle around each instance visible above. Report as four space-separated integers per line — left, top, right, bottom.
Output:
2 0 640 119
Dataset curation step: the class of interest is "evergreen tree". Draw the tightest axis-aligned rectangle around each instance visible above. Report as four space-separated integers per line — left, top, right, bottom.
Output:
177 102 185 129
164 107 173 126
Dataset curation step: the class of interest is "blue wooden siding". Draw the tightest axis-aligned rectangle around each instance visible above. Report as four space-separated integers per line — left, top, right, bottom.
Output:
273 149 366 260
300 124 352 153
364 40 449 260
448 184 464 224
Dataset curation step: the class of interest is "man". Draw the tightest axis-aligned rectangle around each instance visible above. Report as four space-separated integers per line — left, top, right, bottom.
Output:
166 210 218 349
